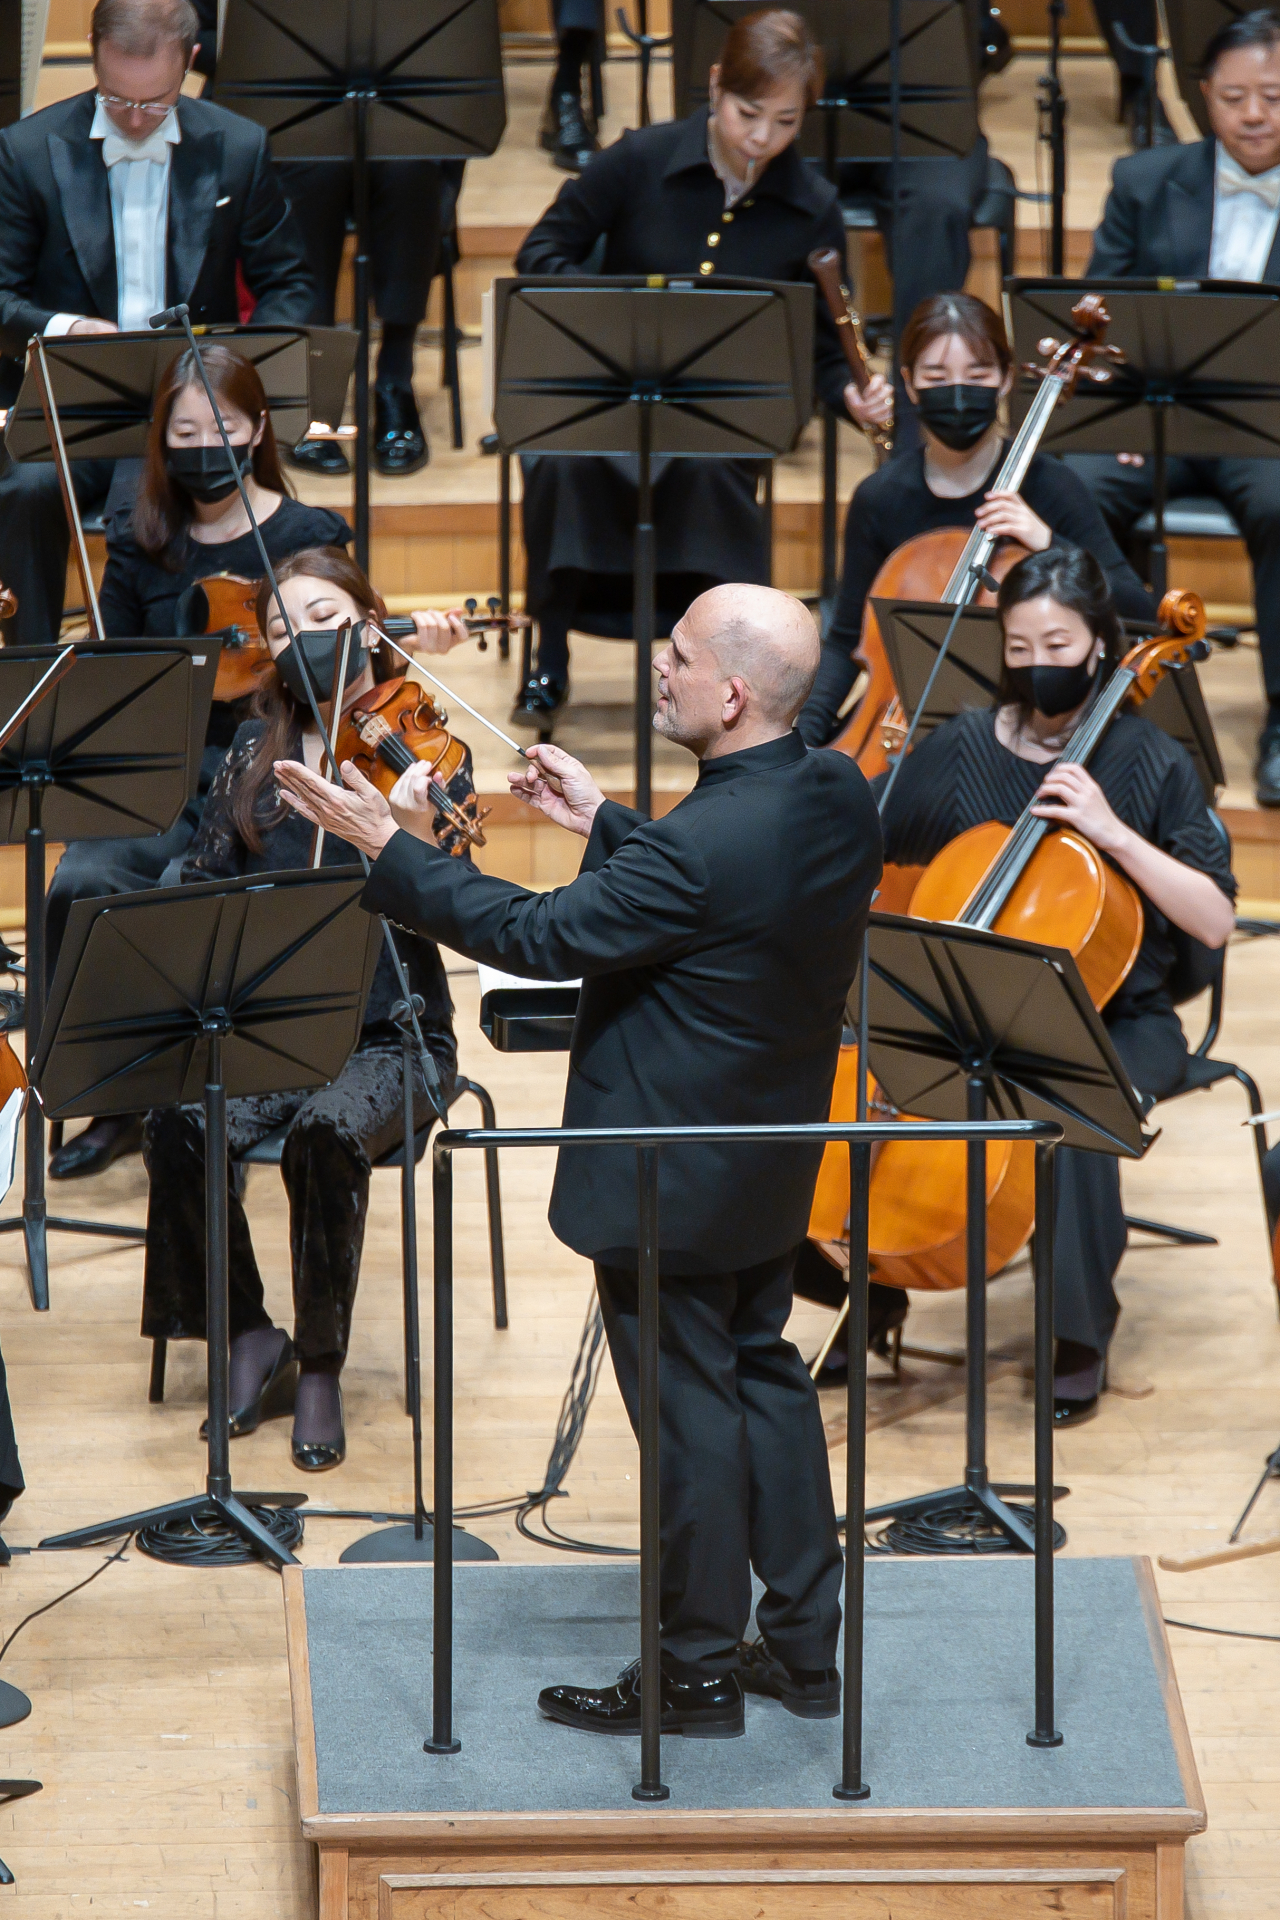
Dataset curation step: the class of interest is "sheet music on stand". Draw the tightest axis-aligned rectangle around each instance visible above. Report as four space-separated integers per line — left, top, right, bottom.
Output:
871 596 1225 802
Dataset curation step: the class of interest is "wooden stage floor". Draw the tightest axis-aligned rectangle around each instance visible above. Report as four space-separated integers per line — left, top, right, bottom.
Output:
0 949 1277 1914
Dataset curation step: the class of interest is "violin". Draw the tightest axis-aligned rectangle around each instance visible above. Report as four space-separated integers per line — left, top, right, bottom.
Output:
333 664 491 857
807 248 892 464
809 591 1212 1294
183 575 531 704
830 294 1123 780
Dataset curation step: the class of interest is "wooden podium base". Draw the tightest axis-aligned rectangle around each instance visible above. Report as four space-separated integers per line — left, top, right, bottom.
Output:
283 1560 1205 1920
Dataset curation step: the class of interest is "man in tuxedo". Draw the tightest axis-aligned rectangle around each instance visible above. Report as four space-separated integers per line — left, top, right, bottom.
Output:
0 0 312 643
275 584 883 1739
1072 8 1280 804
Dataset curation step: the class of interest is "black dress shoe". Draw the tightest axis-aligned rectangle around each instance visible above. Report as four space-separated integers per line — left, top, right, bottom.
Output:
200 1334 298 1441
49 1113 144 1180
374 385 429 477
813 1280 909 1382
550 90 598 173
511 669 569 728
286 436 351 478
292 1385 346 1472
738 1636 839 1719
1257 725 1280 807
1053 1340 1105 1428
538 1657 744 1738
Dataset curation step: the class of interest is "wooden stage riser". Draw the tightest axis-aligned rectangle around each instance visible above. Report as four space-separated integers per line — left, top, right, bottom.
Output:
65 524 1258 617
314 1838 1189 1920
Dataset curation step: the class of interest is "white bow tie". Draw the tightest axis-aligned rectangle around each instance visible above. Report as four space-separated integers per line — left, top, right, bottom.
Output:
100 123 173 168
1218 153 1280 211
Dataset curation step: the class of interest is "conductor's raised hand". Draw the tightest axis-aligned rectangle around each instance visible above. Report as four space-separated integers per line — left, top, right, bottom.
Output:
508 742 605 838
273 758 399 860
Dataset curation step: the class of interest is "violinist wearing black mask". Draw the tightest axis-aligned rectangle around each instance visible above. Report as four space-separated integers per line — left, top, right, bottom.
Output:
797 293 1155 747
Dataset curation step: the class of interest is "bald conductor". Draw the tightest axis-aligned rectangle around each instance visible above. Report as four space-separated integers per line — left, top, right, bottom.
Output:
275 585 883 1739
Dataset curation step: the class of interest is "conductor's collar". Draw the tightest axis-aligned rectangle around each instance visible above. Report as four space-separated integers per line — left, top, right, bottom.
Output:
696 730 806 785
663 105 828 213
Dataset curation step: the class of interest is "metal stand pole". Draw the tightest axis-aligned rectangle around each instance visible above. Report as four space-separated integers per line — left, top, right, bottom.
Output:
353 92 372 574
1150 408 1168 601
834 1137 871 1801
18 793 46 1311
426 1145 461 1753
1047 0 1066 275
499 453 512 660
864 1076 1036 1549
1029 1143 1063 1748
633 1143 669 1800
821 408 839 609
633 400 655 820
32 337 103 640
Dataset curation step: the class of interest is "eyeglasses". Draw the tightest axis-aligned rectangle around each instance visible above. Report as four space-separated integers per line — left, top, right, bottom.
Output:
95 90 177 117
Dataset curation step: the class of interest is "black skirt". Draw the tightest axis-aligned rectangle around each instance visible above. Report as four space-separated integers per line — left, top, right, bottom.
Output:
521 453 769 617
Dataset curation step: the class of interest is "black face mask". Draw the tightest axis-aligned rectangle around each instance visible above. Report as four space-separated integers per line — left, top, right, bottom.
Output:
914 383 1001 452
1005 655 1099 718
274 624 370 707
165 442 253 504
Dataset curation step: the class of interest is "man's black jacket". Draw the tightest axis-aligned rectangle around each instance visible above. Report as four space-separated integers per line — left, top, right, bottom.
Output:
0 90 313 384
1089 134 1280 281
364 732 882 1272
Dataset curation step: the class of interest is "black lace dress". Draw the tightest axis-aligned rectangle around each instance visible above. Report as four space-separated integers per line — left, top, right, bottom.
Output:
140 717 470 1374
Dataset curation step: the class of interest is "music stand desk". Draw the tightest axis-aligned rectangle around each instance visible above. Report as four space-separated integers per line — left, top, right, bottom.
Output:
493 274 813 818
34 867 381 1568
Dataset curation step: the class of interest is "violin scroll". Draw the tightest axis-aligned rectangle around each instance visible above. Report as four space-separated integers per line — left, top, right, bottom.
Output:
1027 295 1126 399
1154 587 1208 640
1121 588 1212 704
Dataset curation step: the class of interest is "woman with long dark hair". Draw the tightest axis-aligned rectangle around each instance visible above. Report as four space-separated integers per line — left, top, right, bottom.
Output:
48 346 468 1179
141 546 470 1471
798 546 1236 1423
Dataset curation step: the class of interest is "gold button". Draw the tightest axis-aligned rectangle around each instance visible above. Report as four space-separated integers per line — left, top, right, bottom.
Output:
723 211 733 222
743 197 753 207
699 261 714 274
707 232 719 246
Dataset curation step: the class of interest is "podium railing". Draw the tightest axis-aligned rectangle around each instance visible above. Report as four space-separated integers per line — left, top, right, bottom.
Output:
427 1116 1064 1799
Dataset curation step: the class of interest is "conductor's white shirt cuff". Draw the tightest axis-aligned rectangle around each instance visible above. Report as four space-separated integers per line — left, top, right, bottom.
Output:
43 314 78 337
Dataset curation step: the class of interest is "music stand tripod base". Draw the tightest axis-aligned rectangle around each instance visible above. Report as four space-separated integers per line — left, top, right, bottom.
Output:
338 1522 499 1564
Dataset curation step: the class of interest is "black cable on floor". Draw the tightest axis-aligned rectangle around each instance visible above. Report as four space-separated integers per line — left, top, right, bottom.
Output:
1164 1616 1280 1644
862 1501 1067 1556
136 1504 305 1567
0 1533 132 1667
514 1292 636 1557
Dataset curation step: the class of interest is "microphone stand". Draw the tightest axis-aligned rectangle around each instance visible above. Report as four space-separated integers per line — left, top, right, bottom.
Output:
1037 0 1067 275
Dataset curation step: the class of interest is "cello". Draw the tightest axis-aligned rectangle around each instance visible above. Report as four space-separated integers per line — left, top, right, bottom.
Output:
828 294 1123 780
808 592 1213 1291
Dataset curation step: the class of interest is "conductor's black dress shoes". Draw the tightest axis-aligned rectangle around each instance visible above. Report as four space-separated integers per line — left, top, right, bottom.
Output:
537 1658 744 1737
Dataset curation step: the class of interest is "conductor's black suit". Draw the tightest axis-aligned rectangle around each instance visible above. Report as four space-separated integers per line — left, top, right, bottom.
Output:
364 730 882 1676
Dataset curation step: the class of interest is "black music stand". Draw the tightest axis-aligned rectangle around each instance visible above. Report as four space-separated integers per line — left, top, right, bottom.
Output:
0 644 210 1311
861 913 1148 1551
872 596 1226 801
1008 280 1280 599
672 0 979 168
492 275 812 817
33 868 381 1569
5 327 358 634
212 0 507 572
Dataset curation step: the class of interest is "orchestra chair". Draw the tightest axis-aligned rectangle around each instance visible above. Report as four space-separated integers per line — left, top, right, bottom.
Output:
1122 813 1273 1289
145 1070 507 1404
1127 497 1247 642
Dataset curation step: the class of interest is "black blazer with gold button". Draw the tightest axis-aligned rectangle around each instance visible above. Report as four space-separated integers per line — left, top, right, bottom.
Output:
516 106 852 415
0 89 313 396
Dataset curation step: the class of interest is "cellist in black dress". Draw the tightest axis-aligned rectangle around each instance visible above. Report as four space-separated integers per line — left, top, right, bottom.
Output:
800 546 1236 1424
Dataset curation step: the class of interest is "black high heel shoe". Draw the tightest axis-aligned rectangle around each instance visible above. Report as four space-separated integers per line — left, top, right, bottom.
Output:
1053 1341 1107 1428
292 1383 345 1472
200 1334 297 1440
